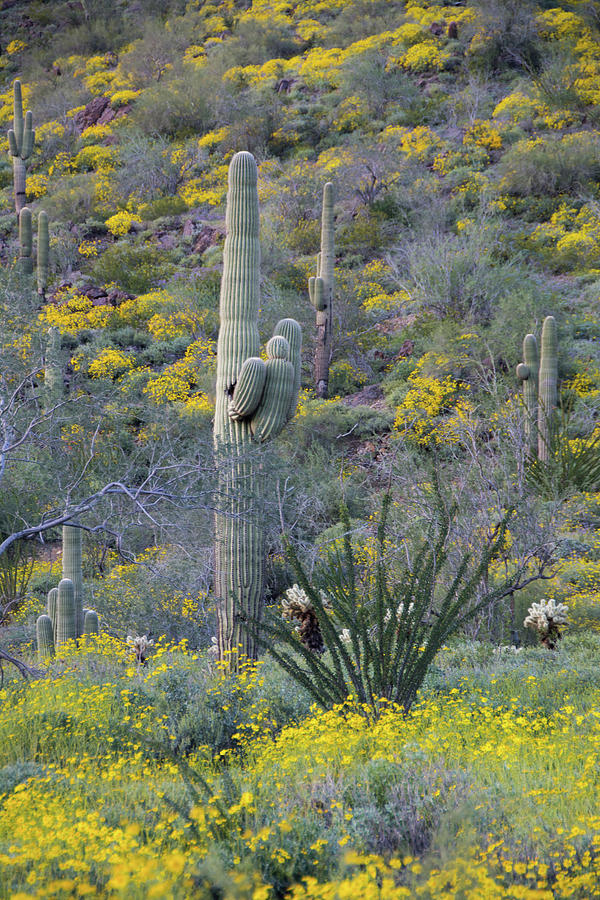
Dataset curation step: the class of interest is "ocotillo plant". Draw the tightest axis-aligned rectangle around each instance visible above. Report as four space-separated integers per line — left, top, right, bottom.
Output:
7 80 34 216
18 207 33 275
308 182 334 398
516 333 539 457
37 210 49 297
214 150 301 660
516 316 558 461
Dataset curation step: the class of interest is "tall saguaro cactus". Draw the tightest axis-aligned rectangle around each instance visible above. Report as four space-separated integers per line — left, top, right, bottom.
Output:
309 182 334 398
37 210 49 297
63 523 85 635
7 80 34 216
214 151 302 660
516 316 558 462
516 333 539 457
538 315 558 462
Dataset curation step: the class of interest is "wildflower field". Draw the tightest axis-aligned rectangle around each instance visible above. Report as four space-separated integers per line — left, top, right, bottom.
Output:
3 632 600 898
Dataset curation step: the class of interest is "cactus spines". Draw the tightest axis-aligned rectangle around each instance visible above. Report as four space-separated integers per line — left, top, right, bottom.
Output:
83 609 99 635
214 151 302 660
8 80 34 216
36 614 55 661
47 586 58 633
538 316 558 462
62 524 84 635
18 206 33 274
311 182 334 398
55 578 78 646
37 210 49 297
516 333 539 457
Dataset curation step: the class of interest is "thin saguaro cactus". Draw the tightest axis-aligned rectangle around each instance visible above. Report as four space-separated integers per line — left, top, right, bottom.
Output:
18 207 32 275
37 210 49 297
213 151 302 660
7 80 34 216
308 182 334 398
516 316 558 461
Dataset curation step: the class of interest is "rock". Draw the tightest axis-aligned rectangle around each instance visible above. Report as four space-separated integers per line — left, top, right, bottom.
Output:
97 106 116 126
396 339 414 358
74 96 110 131
375 314 416 335
182 220 194 238
193 225 217 255
342 384 384 407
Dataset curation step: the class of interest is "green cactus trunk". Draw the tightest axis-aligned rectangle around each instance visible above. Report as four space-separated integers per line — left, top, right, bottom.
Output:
310 182 334 398
45 326 63 410
62 524 84 637
55 578 78 646
47 586 58 633
37 210 49 297
8 80 34 217
18 207 33 275
83 609 99 635
538 316 558 462
213 152 301 661
36 614 55 661
516 333 539 457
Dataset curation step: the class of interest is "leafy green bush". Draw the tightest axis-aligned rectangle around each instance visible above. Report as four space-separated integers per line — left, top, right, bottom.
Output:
91 241 174 293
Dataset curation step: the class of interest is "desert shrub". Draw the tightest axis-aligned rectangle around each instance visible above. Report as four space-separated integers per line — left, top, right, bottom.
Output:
397 223 526 324
43 174 96 224
91 241 174 293
131 70 215 137
291 399 393 449
498 132 600 196
140 195 188 220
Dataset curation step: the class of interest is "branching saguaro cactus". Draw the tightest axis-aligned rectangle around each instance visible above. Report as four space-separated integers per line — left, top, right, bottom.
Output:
516 316 558 461
214 151 302 660
7 80 34 216
308 182 334 398
36 528 99 658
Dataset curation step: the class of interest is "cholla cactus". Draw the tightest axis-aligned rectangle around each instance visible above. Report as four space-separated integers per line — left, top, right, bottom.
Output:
524 598 568 649
282 584 330 653
127 634 154 666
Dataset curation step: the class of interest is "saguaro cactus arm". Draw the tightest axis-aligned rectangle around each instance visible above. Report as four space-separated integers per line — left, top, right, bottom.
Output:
250 336 295 441
274 317 302 422
36 614 55 661
55 578 78 646
229 357 267 420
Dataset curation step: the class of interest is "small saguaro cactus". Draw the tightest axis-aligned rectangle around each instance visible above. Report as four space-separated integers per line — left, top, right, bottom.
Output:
309 182 334 398
83 609 99 635
213 150 302 660
47 586 58 633
37 210 49 297
516 333 539 457
538 315 558 462
55 578 78 647
18 206 33 275
36 614 55 661
7 80 34 216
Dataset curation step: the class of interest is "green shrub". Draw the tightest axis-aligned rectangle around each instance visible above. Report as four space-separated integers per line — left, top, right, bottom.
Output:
498 132 600 197
91 241 174 293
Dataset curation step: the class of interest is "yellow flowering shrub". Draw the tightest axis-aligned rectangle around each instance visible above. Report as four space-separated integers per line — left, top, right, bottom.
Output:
88 347 134 379
179 164 229 207
109 88 141 108
105 210 142 236
530 203 600 272
41 293 113 335
393 352 472 446
6 39 26 55
398 40 451 72
463 119 502 152
25 173 48 200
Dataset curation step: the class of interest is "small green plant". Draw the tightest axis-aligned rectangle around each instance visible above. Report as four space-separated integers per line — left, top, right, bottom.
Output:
254 475 521 716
